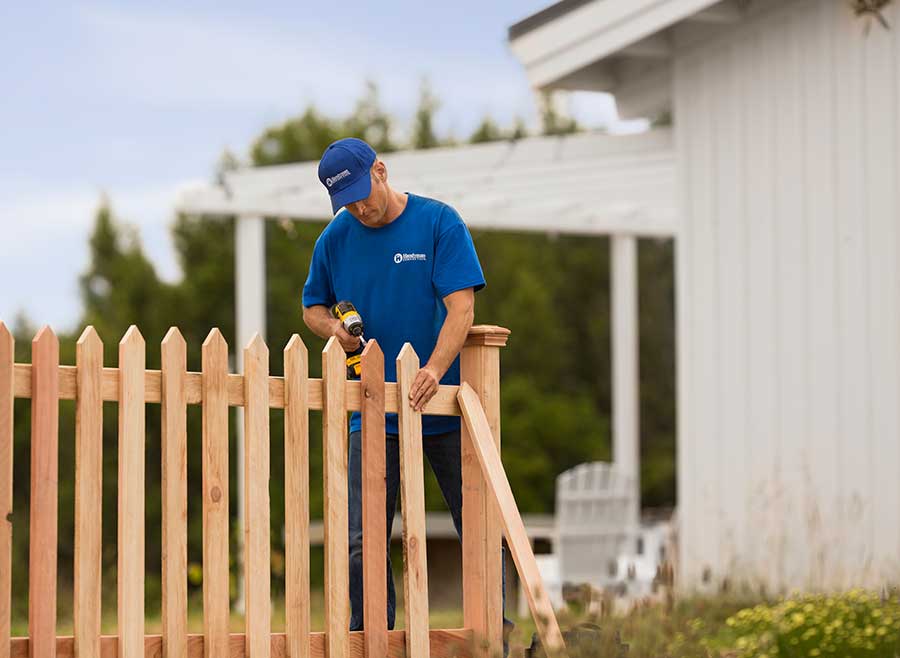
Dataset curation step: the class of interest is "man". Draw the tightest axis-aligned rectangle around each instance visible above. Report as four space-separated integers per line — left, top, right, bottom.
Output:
302 137 510 647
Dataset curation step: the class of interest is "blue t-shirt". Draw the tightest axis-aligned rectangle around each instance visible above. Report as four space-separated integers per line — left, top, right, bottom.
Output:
302 193 486 435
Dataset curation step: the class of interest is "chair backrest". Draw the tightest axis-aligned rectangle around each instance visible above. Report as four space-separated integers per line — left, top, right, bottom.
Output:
555 462 635 588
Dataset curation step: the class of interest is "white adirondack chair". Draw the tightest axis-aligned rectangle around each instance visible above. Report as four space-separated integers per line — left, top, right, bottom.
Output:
556 461 637 590
518 462 637 616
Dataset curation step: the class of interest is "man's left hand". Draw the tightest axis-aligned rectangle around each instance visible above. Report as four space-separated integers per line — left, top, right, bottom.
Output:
409 365 441 412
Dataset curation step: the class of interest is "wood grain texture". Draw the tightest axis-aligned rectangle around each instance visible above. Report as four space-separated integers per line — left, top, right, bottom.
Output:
11 364 464 416
30 326 59 658
322 338 349 658
360 341 387 658
284 336 310 658
202 329 230 658
0 323 12 658
8 629 474 658
75 326 104 658
161 328 188 658
395 344 430 658
458 383 566 657
243 335 271 658
118 326 146 658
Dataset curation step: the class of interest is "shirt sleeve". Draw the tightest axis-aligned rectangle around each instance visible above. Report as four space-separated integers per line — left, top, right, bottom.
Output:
302 234 336 308
432 206 486 299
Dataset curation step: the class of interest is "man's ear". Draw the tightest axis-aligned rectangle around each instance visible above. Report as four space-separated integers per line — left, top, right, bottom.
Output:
373 160 387 182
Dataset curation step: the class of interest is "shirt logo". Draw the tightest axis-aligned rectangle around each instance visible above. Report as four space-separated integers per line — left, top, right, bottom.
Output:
394 252 427 264
325 169 351 187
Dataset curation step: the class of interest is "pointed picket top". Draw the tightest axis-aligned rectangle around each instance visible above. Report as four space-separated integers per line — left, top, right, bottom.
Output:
396 342 419 367
361 338 383 362
244 333 269 358
119 324 145 348
284 334 308 359
0 320 12 352
33 325 58 348
202 327 228 355
77 325 102 351
323 335 344 359
162 326 186 351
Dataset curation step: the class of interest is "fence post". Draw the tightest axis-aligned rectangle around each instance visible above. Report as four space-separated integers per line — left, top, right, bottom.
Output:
461 325 510 658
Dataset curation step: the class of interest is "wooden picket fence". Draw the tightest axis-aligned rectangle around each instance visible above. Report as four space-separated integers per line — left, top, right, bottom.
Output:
0 322 565 658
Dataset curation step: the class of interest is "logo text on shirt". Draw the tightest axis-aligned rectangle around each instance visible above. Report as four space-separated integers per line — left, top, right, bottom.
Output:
393 252 427 264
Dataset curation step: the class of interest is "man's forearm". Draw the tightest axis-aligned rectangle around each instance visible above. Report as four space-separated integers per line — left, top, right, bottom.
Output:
303 304 338 340
425 302 474 379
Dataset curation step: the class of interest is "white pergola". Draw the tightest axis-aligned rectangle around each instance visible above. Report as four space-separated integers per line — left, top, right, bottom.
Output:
174 126 678 601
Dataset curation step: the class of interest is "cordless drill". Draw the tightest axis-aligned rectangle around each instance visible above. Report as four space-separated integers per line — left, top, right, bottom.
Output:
330 301 366 378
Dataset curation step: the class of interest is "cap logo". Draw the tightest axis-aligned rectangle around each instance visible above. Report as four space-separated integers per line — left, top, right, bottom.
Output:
325 169 352 187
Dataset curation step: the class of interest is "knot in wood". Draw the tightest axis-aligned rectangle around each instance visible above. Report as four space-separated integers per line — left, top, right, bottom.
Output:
211 486 222 503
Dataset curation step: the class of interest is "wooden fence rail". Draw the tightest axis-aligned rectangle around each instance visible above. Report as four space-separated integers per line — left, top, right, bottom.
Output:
0 321 564 658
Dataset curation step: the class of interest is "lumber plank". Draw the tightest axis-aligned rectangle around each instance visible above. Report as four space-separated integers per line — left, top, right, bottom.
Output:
75 326 104 658
202 329 230 658
8 628 474 658
243 335 272 658
118 326 146 658
395 344 430 658
161 328 188 658
0 323 12 658
360 341 387 658
457 383 567 657
322 337 349 658
284 335 310 658
30 326 59 658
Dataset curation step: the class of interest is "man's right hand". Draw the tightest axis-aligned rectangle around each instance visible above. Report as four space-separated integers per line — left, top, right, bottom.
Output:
333 319 361 352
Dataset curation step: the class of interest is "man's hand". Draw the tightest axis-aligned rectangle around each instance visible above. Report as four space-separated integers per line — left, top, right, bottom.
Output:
332 319 361 352
408 364 441 412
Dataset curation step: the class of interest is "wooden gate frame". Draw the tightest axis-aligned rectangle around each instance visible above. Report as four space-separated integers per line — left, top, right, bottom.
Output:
0 322 564 658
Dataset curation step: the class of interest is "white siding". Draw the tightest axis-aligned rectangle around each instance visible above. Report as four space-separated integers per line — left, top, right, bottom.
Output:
675 0 900 590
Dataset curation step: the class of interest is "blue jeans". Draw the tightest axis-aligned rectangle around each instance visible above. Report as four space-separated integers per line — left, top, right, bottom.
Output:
347 428 512 639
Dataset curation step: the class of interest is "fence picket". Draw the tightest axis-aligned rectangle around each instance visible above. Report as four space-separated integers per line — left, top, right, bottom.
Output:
30 327 59 658
360 341 387 658
75 327 104 658
161 328 188 658
244 336 271 658
118 326 146 658
284 335 310 658
0 323 13 658
396 344 430 658
202 329 230 658
322 337 349 658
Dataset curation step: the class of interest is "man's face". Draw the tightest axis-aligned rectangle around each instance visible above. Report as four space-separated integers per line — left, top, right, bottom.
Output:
344 162 391 228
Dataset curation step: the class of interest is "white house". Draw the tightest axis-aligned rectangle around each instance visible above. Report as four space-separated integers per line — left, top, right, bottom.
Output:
510 0 900 591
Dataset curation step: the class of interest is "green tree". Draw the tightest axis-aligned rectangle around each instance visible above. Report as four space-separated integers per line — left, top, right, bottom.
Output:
411 77 441 149
250 107 342 166
343 80 396 153
540 90 579 136
469 115 504 144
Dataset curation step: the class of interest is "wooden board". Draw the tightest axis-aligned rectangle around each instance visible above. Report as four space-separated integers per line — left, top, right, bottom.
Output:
8 629 474 658
360 341 387 658
75 327 104 658
161 328 188 658
0 323 12 658
30 326 59 658
243 335 271 658
11 365 463 416
322 338 349 658
283 335 310 658
395 344 430 658
457 383 567 657
202 329 230 658
118 326 146 658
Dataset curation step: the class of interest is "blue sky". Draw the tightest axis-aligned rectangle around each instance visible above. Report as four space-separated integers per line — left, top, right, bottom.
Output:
1 1 623 332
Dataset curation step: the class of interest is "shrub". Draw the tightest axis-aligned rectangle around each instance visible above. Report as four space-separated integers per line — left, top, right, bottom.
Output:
712 589 900 657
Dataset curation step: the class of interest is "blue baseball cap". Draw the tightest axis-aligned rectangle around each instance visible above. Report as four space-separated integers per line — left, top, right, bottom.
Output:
318 138 377 214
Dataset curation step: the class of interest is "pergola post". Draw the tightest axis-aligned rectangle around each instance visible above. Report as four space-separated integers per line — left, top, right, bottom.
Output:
235 215 267 612
611 234 641 542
